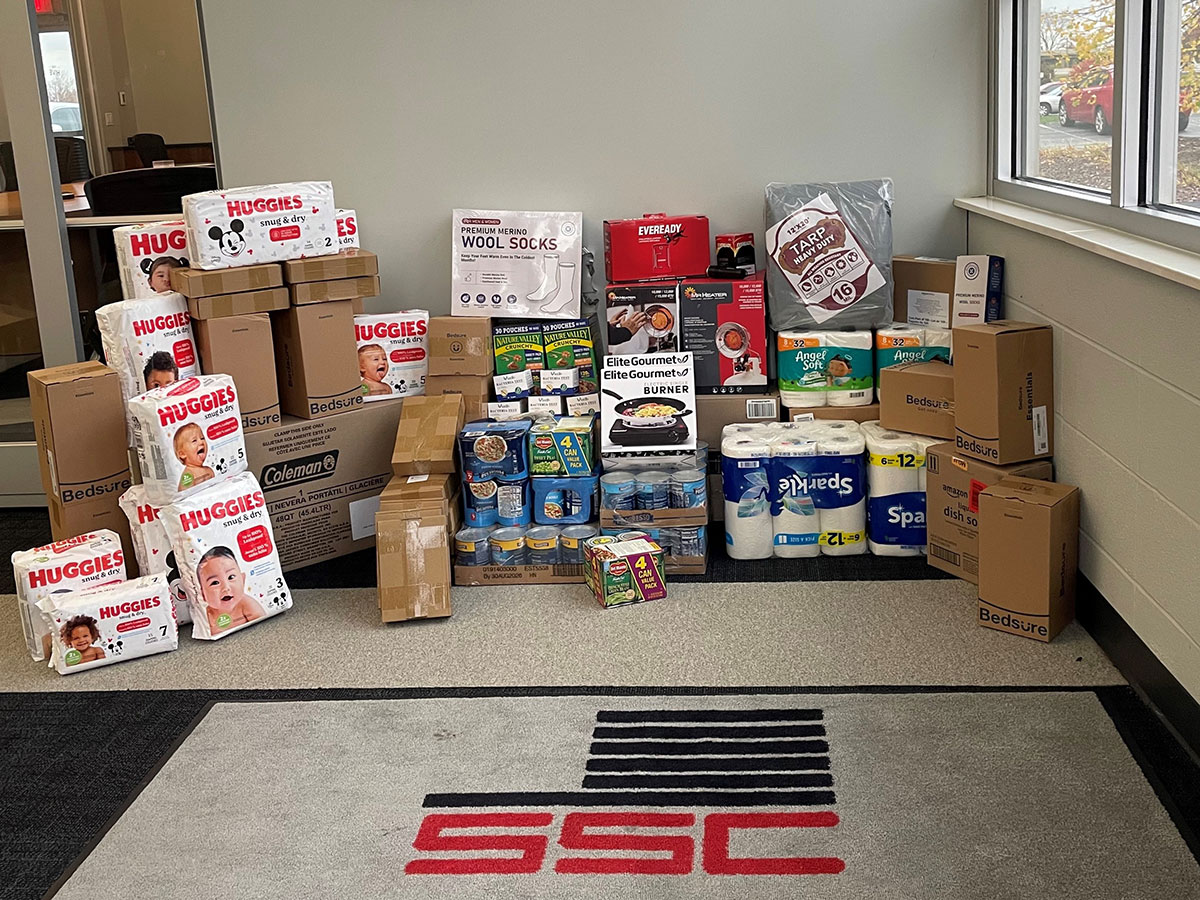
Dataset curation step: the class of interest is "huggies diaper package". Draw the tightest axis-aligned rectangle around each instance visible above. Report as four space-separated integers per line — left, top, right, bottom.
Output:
335 209 360 249
95 294 200 440
353 311 429 401
11 531 126 661
160 472 292 640
127 374 247 506
113 221 191 300
183 182 338 270
38 572 177 675
118 485 191 624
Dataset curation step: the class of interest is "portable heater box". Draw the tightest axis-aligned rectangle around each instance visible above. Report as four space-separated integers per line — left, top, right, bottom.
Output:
603 214 710 283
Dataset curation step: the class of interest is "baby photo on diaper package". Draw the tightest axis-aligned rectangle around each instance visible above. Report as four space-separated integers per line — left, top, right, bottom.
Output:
127 374 247 507
353 311 429 401
118 485 192 625
160 472 292 640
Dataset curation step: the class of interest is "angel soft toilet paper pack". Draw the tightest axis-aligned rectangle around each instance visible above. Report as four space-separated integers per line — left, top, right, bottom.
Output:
160 472 292 640
118 485 192 624
183 182 337 269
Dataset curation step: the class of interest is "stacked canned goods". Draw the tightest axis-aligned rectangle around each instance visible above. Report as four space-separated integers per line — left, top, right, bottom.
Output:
599 467 707 511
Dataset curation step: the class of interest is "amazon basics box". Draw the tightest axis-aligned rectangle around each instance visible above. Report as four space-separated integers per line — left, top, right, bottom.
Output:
245 401 403 571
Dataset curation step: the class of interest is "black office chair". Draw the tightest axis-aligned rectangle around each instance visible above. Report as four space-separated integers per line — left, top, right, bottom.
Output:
54 136 92 182
83 166 218 215
130 132 168 167
0 142 15 192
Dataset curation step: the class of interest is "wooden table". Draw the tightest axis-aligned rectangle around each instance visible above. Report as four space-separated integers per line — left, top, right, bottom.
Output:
0 182 91 220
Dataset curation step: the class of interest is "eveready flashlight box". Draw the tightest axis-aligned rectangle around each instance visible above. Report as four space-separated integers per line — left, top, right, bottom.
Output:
677 271 768 394
604 213 710 283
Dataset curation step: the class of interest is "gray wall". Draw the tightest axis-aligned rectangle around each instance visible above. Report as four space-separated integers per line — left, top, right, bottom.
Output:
969 216 1200 702
198 0 988 315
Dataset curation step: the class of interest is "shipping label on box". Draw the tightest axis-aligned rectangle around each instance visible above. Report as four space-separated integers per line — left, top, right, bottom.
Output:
678 271 768 394
892 255 955 327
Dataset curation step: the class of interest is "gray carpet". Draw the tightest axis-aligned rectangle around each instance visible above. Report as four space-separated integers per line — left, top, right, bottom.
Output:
49 692 1200 899
0 582 1122 691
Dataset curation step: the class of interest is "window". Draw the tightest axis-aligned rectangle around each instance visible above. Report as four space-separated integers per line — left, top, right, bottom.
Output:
994 1 1200 251
38 31 82 136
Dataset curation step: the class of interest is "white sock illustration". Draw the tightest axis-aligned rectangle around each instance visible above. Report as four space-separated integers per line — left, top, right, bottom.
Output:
541 261 577 314
526 254 560 302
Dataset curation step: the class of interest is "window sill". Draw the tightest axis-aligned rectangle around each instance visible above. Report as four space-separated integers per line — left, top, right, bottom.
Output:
955 196 1200 293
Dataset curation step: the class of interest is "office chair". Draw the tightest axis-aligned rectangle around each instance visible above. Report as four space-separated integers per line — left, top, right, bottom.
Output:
0 143 15 191
54 136 92 182
130 133 169 167
83 166 217 216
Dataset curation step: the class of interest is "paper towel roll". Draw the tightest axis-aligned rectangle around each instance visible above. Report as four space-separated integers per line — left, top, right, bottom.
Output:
721 437 774 560
777 330 827 408
861 421 937 556
823 329 874 407
769 438 821 559
820 500 867 556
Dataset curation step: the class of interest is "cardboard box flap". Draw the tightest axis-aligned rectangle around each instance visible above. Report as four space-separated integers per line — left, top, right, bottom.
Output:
391 394 465 474
283 250 379 284
887 359 954 378
956 320 1050 337
29 360 111 385
170 263 283 298
980 476 1076 507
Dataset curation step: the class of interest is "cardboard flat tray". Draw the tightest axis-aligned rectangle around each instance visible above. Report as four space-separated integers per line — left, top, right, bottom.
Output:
664 554 707 575
454 564 585 585
599 504 708 528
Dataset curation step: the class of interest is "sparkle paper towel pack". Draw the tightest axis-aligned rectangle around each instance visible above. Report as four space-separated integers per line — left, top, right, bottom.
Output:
183 182 338 269
861 421 937 556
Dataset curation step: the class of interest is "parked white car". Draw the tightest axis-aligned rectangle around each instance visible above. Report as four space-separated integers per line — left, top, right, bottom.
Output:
1039 83 1063 116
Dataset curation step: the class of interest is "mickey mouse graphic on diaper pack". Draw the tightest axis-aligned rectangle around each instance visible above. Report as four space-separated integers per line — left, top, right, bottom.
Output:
182 182 338 269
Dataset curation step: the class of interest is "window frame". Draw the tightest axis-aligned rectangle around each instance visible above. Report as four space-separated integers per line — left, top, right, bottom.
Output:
990 0 1200 254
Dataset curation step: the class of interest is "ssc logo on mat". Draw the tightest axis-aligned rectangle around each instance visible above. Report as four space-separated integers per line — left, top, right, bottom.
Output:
404 707 845 877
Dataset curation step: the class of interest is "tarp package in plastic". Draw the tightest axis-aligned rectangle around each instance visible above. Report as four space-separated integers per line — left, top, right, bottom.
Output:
764 179 894 331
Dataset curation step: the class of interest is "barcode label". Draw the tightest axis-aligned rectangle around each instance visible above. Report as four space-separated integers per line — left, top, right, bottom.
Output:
1032 405 1049 455
792 412 815 422
746 399 776 419
929 542 960 566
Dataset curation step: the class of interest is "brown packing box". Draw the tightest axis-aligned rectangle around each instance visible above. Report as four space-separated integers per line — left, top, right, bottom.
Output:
599 504 707 529
244 401 403 571
954 321 1054 464
283 249 379 284
271 300 364 419
695 392 780 450
977 477 1079 642
391 394 465 476
170 263 283 298
454 565 585 586
892 255 955 325
879 360 955 439
378 473 458 515
194 314 281 432
290 275 381 306
924 443 1054 583
28 362 134 553
377 510 453 622
187 287 290 320
428 316 492 376
424 374 490 423
790 403 881 424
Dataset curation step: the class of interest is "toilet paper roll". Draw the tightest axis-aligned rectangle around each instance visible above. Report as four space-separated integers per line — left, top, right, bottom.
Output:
923 328 953 363
721 437 774 560
875 322 929 400
819 500 867 556
769 438 821 559
816 431 867 457
822 329 874 407
776 331 827 408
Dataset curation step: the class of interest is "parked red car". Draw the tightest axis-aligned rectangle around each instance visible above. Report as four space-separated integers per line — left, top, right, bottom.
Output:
1060 65 1191 134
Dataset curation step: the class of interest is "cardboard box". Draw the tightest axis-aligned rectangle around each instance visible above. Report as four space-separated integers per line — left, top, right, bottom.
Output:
186 287 290 320
953 321 1053 464
428 316 492 376
953 255 1004 327
290 275 381 306
454 564 585 586
977 477 1079 642
169 263 283 298
599 502 707 529
283 249 379 283
603 214 710 282
924 443 1054 583
379 473 458 513
790 403 881 423
424 374 490 423
695 392 781 450
391 394 465 476
879 361 955 439
271 300 364 419
892 255 954 326
28 362 134 551
194 314 281 433
377 510 453 622
678 271 768 393
245 401 402 571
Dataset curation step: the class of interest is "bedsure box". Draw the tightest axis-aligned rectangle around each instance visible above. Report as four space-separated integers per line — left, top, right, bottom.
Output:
194 314 281 433
271 301 363 419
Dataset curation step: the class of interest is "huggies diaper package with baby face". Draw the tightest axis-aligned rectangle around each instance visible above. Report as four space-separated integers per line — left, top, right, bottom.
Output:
113 221 191 300
96 294 200 441
183 182 338 270
160 472 292 640
127 374 247 506
11 530 126 661
354 311 429 401
38 572 177 675
118 485 191 625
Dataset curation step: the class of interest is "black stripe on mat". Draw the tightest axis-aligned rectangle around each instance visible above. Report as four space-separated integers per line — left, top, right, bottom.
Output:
596 708 824 723
581 773 834 790
591 724 825 740
590 738 829 756
422 789 837 808
584 755 833 773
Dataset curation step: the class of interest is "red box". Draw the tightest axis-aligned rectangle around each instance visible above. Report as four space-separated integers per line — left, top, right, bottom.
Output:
678 271 769 394
603 213 710 283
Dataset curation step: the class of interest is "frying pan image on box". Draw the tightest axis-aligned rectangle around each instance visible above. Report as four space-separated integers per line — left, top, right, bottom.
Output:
602 388 693 446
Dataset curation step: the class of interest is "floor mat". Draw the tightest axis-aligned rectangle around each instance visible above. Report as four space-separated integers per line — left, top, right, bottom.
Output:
20 687 1198 900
